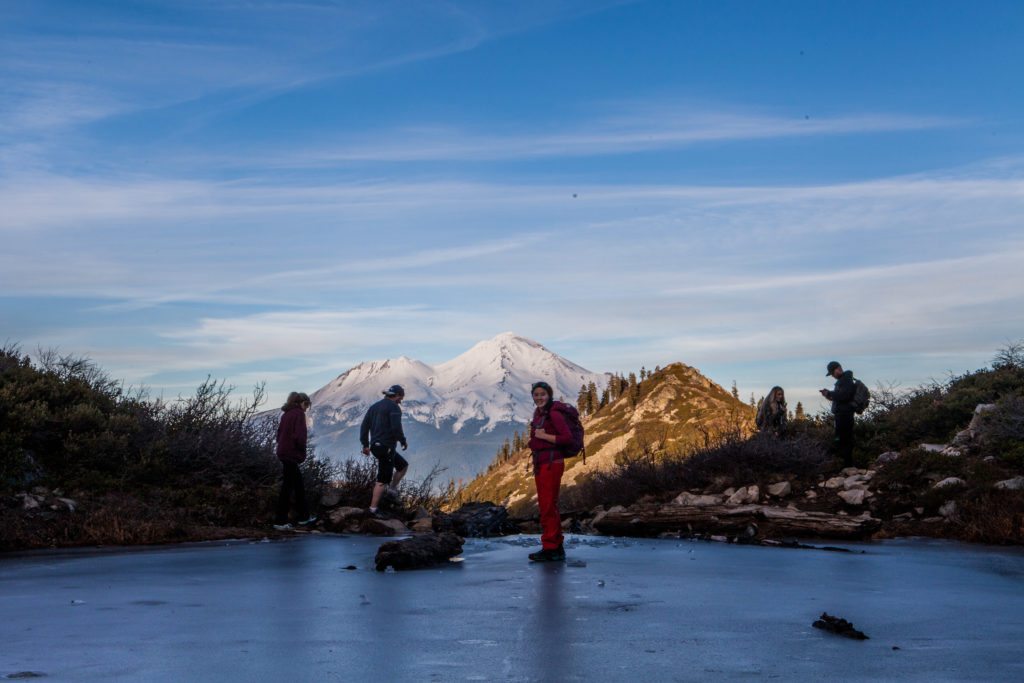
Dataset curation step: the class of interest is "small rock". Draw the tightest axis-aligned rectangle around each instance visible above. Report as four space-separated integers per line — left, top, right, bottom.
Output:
319 489 343 507
914 507 924 515
813 612 869 640
938 501 957 519
726 487 749 505
360 517 408 536
940 447 962 457
933 477 966 490
767 481 792 497
994 476 1024 491
843 475 870 490
56 498 77 513
722 487 737 497
982 456 997 463
922 516 944 524
343 565 357 571
804 490 818 499
410 517 435 533
824 477 845 490
840 467 861 476
875 451 900 465
952 429 973 446
891 512 913 522
672 492 723 506
20 494 40 511
838 489 866 506
919 443 948 453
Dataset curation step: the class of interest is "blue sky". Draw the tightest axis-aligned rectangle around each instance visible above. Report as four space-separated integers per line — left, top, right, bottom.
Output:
3 0 1023 413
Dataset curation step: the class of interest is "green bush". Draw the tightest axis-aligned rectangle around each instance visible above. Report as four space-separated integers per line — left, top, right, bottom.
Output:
0 345 336 514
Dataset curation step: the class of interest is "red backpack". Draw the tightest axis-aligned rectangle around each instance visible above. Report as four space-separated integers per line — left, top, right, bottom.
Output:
550 401 586 463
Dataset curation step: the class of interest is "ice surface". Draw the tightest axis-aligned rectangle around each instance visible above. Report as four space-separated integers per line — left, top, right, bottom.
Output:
2 535 1023 681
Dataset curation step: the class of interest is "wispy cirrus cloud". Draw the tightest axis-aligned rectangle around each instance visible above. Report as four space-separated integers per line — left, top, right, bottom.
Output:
264 109 961 165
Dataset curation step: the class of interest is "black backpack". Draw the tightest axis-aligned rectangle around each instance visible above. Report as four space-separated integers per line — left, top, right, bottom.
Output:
852 379 871 415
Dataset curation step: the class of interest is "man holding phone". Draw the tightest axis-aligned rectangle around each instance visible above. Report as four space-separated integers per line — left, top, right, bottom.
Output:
820 361 856 467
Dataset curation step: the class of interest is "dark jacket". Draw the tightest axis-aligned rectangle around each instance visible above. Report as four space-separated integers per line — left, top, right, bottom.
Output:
824 370 857 416
276 406 308 463
756 388 788 434
529 402 572 461
360 398 407 449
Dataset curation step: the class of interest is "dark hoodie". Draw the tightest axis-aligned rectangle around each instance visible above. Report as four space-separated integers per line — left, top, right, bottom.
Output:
276 406 308 463
824 371 857 416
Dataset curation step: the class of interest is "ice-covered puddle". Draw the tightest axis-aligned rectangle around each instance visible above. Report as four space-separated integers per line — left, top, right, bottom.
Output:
2 534 1023 681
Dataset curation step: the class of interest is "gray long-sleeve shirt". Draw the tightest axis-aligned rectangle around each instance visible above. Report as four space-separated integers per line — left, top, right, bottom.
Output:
360 397 407 448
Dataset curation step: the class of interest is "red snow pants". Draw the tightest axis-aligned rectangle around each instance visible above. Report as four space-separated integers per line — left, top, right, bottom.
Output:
534 459 565 550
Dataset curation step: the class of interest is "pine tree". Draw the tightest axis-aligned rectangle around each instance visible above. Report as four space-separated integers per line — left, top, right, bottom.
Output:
749 393 756 408
731 381 740 400
576 384 588 414
627 372 638 407
586 381 598 415
600 387 609 408
795 402 805 420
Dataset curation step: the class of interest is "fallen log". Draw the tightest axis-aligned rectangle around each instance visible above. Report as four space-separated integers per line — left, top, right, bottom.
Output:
375 532 464 571
592 504 880 540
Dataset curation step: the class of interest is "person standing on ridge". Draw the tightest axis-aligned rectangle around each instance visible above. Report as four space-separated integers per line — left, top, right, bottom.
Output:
274 392 317 531
820 362 856 467
527 381 571 562
755 386 788 437
360 384 409 517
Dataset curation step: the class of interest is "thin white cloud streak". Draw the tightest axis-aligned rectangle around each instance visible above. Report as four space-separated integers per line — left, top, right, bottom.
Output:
140 245 1024 369
266 112 960 165
4 166 1023 233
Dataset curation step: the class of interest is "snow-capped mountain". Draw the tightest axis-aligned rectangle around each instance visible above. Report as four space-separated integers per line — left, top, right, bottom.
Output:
304 333 608 484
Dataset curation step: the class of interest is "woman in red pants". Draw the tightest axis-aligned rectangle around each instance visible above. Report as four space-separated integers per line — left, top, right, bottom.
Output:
527 381 571 562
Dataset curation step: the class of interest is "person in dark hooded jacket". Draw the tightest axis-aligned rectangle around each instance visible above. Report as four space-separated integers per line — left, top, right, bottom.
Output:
756 386 788 437
820 362 856 467
273 392 316 530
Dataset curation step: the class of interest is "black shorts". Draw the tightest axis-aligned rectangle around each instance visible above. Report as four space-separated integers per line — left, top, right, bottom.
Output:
370 443 408 484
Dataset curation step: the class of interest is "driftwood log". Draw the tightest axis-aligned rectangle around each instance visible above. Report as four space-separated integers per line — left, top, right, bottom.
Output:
593 504 881 540
375 532 464 571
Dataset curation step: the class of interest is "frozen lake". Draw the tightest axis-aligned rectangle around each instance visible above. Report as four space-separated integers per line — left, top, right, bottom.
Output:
2 534 1023 682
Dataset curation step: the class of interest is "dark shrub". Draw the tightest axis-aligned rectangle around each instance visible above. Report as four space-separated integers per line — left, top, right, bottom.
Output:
564 430 830 511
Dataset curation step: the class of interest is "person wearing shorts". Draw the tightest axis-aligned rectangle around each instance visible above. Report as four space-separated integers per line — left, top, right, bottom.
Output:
359 384 409 516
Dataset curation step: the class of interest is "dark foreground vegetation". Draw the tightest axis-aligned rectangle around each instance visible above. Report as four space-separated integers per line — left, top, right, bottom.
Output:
561 342 1024 545
0 345 340 551
3 341 1023 550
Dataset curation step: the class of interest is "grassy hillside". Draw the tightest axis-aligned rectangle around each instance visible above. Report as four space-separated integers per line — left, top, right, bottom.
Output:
462 363 754 515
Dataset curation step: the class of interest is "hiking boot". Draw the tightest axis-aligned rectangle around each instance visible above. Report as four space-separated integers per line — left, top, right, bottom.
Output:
297 515 318 527
366 509 385 520
528 548 566 563
272 523 294 531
